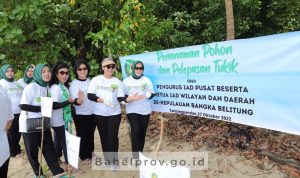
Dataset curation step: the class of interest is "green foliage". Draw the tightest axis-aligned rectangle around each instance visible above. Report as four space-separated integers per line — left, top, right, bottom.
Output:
86 0 173 56
0 0 68 71
266 0 300 33
0 0 299 78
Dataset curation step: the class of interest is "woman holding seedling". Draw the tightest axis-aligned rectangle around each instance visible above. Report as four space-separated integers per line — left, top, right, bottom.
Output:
88 57 125 171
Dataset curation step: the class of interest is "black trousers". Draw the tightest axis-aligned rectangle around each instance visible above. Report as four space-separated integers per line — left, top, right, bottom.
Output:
127 113 150 159
7 114 21 156
94 114 121 163
73 114 95 160
52 125 68 164
22 131 64 176
0 158 9 178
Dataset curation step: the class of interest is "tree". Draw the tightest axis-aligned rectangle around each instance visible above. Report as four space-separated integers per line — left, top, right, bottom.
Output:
1 0 300 77
225 0 235 40
0 0 173 77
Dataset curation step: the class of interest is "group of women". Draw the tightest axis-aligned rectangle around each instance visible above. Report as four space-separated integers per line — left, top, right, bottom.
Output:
0 57 154 177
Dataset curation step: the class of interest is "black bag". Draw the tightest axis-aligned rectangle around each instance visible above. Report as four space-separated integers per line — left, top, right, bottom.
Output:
71 105 76 118
26 117 51 132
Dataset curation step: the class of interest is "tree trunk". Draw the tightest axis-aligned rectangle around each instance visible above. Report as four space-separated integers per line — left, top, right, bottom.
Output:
225 0 235 40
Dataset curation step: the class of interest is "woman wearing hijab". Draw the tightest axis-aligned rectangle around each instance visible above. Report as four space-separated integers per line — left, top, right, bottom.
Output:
69 60 95 164
0 64 23 157
122 61 155 159
19 64 66 178
87 57 125 170
17 65 35 89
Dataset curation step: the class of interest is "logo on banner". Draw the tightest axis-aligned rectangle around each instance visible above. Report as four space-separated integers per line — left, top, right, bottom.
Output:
151 173 158 178
124 59 137 77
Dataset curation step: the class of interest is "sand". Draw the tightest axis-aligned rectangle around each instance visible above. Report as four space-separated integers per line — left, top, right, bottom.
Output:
8 117 287 178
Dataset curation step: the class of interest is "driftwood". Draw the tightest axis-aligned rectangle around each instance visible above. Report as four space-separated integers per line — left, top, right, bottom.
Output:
229 163 273 177
149 112 300 176
258 151 300 170
291 143 300 153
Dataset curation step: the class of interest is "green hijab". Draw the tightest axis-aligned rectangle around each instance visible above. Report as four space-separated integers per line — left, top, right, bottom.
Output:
32 64 50 87
131 61 144 79
0 64 14 82
23 65 34 84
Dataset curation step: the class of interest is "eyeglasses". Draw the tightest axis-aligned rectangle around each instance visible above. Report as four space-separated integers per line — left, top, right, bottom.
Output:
59 71 69 75
105 65 116 69
77 67 87 71
135 67 144 70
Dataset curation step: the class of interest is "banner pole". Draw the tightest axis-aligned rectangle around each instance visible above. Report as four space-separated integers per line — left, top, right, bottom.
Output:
38 116 45 178
155 116 165 159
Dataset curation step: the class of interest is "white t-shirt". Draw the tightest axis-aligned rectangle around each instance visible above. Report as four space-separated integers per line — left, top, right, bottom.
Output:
19 83 49 133
0 86 14 166
69 79 94 115
0 79 22 114
123 76 154 115
17 78 27 89
87 75 125 116
50 84 67 127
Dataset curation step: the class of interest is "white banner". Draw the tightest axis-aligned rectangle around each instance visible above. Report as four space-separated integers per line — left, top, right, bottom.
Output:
65 131 80 169
40 97 53 118
121 31 300 135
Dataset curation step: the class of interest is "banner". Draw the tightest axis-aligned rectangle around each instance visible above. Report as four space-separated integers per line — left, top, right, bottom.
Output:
40 97 53 118
120 31 300 135
65 131 81 169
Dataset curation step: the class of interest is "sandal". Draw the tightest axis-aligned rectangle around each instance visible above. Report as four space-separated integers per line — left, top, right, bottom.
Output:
16 153 23 158
53 172 67 178
58 158 65 164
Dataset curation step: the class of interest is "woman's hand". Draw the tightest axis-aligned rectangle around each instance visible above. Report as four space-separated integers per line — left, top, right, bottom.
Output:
68 98 75 104
126 93 145 102
77 90 85 104
5 120 12 132
78 90 85 100
97 97 104 103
